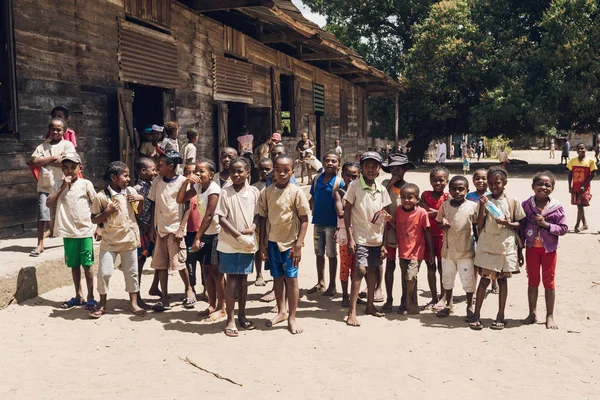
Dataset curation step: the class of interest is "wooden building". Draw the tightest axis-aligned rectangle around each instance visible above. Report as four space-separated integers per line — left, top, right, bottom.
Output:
0 0 399 237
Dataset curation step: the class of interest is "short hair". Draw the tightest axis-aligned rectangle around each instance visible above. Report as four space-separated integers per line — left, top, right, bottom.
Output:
472 168 487 177
274 154 294 165
135 157 154 172
164 121 178 136
102 161 128 182
257 157 273 166
342 161 360 174
576 142 586 149
48 117 67 130
401 183 420 197
271 144 286 153
186 129 198 141
449 175 469 188
230 156 251 171
221 147 238 157
532 171 555 188
323 151 339 161
430 165 449 179
184 162 196 169
51 105 69 118
197 159 216 173
487 166 508 182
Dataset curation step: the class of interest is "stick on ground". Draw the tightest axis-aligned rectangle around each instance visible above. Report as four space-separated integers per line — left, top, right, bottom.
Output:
180 356 243 387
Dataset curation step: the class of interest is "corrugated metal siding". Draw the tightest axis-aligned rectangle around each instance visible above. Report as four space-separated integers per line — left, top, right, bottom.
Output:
212 55 253 104
118 20 179 88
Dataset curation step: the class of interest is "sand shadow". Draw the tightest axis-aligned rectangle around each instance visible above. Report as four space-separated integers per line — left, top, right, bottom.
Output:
0 245 63 254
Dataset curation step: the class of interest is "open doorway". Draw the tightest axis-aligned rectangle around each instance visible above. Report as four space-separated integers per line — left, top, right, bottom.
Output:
280 74 293 136
130 84 164 134
227 102 246 149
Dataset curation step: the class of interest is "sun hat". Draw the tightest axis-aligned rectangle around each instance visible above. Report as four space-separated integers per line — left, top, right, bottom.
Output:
382 153 415 173
271 132 282 142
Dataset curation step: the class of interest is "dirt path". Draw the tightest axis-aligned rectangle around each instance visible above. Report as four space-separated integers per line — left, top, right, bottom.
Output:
1 151 598 399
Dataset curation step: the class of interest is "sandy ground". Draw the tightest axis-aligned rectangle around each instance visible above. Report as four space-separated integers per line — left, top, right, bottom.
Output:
1 151 599 400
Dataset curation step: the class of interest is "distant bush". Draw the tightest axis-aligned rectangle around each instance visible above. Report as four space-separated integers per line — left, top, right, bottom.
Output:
485 136 512 158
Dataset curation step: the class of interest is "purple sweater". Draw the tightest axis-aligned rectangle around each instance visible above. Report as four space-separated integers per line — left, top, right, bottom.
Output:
519 196 568 253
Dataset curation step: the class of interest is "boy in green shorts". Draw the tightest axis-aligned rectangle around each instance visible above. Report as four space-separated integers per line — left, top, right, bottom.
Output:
47 152 98 310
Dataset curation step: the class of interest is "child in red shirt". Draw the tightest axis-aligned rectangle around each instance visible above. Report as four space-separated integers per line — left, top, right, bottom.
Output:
420 166 450 310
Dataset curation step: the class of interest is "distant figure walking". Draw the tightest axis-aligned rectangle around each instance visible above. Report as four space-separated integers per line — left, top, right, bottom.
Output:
436 139 447 164
560 140 570 165
549 139 555 159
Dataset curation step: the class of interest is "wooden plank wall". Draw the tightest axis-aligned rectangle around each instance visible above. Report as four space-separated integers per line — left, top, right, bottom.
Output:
2 0 122 237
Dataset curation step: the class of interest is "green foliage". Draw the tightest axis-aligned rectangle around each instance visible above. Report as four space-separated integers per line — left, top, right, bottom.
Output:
302 0 600 159
484 136 512 158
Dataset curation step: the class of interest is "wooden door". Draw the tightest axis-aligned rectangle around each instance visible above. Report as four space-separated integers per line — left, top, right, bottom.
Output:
293 75 302 135
217 103 228 157
271 67 281 132
118 87 135 173
162 90 176 123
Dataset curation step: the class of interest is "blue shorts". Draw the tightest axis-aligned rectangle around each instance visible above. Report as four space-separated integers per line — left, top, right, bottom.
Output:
266 241 298 279
219 252 254 275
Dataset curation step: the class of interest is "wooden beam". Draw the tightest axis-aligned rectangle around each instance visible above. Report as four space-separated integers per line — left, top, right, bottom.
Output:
329 67 362 74
186 0 274 12
349 77 382 84
301 53 347 61
259 32 308 44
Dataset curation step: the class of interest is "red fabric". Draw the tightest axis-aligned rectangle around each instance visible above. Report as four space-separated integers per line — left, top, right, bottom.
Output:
339 243 355 282
46 128 77 148
395 207 430 260
422 191 449 237
525 246 557 289
424 235 443 261
29 165 41 181
187 196 201 232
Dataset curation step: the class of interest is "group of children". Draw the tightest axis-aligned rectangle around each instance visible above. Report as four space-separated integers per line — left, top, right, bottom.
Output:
31 117 587 334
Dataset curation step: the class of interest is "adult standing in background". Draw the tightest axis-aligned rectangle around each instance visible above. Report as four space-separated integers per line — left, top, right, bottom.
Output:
477 138 484 161
335 139 343 160
436 138 447 164
296 131 315 184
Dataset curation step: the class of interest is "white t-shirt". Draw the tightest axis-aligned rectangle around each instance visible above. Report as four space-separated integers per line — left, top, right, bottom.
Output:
215 184 260 253
31 139 76 193
54 178 97 238
182 142 196 164
306 156 323 171
194 181 221 235
335 145 342 157
148 175 186 237
343 177 391 246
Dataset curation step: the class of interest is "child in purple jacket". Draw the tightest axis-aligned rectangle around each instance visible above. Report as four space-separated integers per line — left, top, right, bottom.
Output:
520 171 568 330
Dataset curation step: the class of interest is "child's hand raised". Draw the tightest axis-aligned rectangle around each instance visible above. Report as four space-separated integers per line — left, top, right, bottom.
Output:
187 174 201 185
478 195 488 205
63 175 73 188
127 194 144 202
534 214 549 228
105 200 119 214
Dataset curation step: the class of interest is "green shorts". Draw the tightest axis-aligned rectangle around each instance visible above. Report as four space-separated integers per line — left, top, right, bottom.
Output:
63 238 94 268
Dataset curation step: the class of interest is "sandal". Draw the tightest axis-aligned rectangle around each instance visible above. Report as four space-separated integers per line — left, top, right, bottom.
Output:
29 249 43 257
61 297 84 309
436 307 453 318
182 296 197 309
224 327 239 337
239 320 256 330
132 309 147 317
84 300 97 311
381 303 393 313
469 320 484 330
151 302 170 312
490 320 507 330
89 306 105 319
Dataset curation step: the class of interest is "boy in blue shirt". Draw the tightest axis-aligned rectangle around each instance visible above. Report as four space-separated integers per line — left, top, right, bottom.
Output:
307 151 344 296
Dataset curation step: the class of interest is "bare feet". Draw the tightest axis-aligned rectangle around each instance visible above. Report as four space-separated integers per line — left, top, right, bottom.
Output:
381 302 393 313
206 309 226 322
197 306 215 319
255 275 266 287
131 305 147 317
323 285 336 297
307 283 326 294
341 295 350 308
266 312 287 328
521 312 538 325
407 305 420 315
580 225 589 232
260 290 276 302
346 313 361 327
365 306 385 317
546 315 558 330
287 317 303 334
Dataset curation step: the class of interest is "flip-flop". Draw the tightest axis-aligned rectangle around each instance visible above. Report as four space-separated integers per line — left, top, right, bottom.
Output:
132 309 147 317
469 320 484 330
436 307 453 318
373 295 385 303
490 320 507 330
397 305 407 315
307 285 325 294
182 297 197 309
367 310 385 317
151 302 170 312
29 249 43 257
465 310 477 323
224 328 239 337
424 302 436 311
61 297 83 309
239 320 256 330
84 300 97 311
358 291 367 299
89 307 105 319
381 303 393 313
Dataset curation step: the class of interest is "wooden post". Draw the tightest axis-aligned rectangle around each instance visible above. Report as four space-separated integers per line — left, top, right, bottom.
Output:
394 91 399 150
218 103 228 158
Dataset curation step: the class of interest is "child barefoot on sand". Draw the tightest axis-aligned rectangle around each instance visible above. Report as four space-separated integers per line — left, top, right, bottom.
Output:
435 176 477 320
466 169 498 294
420 166 450 309
90 161 146 318
178 160 225 320
216 157 261 337
396 184 434 314
252 158 273 287
520 172 568 329
470 167 525 331
567 143 596 233
46 152 97 310
334 161 360 307
259 154 310 334
344 152 391 326
381 153 415 314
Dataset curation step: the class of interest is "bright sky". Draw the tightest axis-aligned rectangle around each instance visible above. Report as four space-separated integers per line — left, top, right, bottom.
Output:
291 0 327 27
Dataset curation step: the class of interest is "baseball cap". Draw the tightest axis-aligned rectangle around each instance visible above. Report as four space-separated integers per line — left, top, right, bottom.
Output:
62 152 81 164
360 151 382 165
382 153 415 173
271 132 282 141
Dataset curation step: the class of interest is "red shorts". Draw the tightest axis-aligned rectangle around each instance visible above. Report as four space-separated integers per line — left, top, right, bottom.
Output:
385 246 396 262
424 235 443 261
525 246 557 289
339 244 355 282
